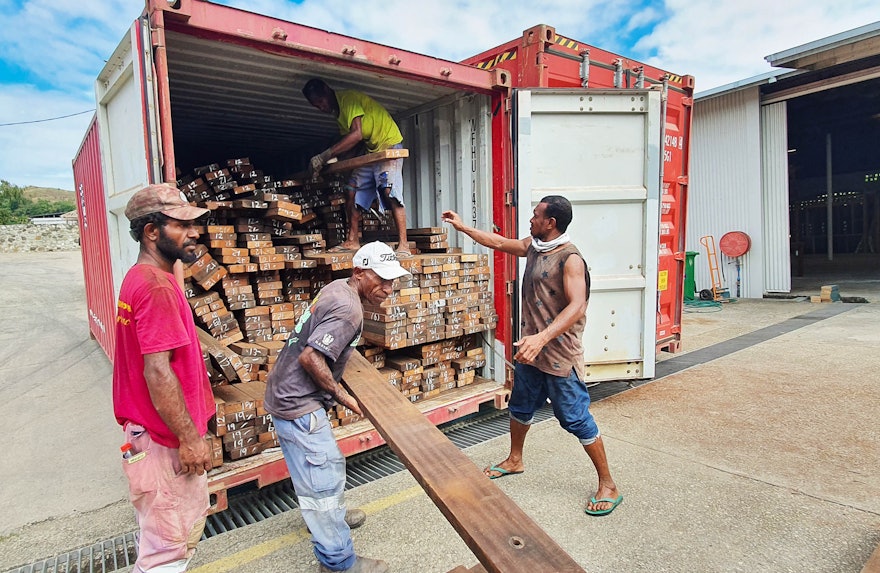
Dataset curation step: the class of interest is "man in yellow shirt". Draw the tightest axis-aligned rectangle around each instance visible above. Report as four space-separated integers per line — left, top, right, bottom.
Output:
303 78 410 258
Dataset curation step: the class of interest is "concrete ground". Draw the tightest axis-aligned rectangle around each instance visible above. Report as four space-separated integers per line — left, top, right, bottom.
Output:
1 251 878 572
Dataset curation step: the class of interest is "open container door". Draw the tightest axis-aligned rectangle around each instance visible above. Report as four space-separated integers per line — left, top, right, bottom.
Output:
95 16 163 299
515 89 661 381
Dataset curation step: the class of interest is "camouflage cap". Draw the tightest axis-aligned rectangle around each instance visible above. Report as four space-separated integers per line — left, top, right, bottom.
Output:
124 183 209 221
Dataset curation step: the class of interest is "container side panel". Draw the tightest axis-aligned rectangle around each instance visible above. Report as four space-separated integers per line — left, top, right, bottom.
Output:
72 117 116 360
399 95 500 382
96 23 156 301
516 90 660 381
761 101 792 293
689 88 764 298
105 75 151 197
468 27 691 356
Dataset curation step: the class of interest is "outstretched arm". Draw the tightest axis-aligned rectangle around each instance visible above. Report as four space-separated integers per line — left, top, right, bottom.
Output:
442 210 530 257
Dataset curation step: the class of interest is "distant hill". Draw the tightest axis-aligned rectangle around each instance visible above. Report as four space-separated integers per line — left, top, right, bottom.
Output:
23 187 75 203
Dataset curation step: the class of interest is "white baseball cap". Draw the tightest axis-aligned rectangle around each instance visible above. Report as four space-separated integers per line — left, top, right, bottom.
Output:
353 241 412 280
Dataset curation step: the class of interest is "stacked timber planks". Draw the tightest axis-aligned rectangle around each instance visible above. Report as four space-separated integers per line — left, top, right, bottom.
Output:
360 253 497 349
209 381 278 460
174 153 495 465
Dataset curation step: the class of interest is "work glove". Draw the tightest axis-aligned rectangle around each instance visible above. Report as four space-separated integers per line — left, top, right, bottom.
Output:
309 149 334 178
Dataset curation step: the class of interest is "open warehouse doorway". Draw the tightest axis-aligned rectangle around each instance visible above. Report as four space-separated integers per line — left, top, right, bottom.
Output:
648 22 880 298
784 76 880 282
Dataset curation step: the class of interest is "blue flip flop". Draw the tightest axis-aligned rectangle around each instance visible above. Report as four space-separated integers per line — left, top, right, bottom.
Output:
486 465 524 480
585 495 623 516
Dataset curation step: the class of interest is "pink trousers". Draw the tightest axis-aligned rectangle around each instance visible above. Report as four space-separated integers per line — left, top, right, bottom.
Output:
123 424 209 573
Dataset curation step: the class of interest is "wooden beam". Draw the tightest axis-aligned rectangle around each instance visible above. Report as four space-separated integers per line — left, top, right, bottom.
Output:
862 539 880 573
342 352 586 573
293 149 409 180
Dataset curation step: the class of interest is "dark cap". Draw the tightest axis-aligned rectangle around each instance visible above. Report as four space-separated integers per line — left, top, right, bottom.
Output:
124 183 209 221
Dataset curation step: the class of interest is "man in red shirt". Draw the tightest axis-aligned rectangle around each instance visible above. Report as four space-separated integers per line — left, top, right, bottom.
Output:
113 183 213 573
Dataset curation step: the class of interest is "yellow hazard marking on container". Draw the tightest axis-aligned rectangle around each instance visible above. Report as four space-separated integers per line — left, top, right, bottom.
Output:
188 486 424 572
553 35 579 50
666 74 682 84
658 270 668 291
475 50 517 70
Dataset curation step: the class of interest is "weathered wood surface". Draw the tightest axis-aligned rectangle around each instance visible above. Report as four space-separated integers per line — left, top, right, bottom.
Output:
862 540 880 573
342 351 585 573
293 149 409 179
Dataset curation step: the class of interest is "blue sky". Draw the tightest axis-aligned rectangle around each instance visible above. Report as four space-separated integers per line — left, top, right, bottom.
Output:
1 0 879 190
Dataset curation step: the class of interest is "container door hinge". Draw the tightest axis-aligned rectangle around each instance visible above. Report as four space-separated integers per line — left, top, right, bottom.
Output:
682 97 694 107
504 191 514 206
678 175 689 185
673 251 685 261
506 280 516 295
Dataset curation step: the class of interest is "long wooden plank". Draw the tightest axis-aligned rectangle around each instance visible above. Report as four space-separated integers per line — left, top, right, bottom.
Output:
324 149 408 173
862 540 880 573
342 351 585 573
293 149 409 179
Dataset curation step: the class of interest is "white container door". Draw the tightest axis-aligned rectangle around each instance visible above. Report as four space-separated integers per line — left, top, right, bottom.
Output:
95 17 163 297
515 89 661 381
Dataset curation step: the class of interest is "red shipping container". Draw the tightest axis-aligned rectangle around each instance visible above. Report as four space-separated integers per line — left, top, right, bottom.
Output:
462 24 694 355
72 116 116 359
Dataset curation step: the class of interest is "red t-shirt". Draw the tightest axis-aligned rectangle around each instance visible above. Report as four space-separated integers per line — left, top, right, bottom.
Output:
112 264 213 448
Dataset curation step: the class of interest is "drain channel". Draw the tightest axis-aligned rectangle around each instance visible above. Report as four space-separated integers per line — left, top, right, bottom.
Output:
5 405 545 573
6 532 138 573
203 404 549 537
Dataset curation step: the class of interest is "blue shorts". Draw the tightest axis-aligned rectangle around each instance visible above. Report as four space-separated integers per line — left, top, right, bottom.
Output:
346 143 404 213
509 363 600 445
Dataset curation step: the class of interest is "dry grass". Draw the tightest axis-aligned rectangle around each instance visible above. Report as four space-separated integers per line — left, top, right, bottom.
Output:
22 186 74 202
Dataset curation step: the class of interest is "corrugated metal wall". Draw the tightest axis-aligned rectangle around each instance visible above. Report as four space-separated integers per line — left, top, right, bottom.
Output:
761 102 792 292
689 88 764 298
398 94 493 243
72 116 116 359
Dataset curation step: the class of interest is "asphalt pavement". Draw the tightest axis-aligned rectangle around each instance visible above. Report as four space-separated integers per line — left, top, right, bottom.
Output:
1 251 878 573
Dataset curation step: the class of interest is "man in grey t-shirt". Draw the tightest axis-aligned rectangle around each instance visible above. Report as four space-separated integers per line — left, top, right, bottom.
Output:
265 242 410 573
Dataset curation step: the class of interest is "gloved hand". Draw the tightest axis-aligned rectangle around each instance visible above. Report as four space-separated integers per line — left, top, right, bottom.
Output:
309 149 334 177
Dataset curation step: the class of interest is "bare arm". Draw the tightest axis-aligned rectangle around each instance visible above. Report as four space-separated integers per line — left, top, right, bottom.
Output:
513 253 588 364
327 115 364 158
143 352 212 475
441 210 530 257
298 346 363 416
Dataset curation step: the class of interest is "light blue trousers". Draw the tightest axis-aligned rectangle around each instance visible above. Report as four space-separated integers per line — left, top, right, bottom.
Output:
275 410 355 571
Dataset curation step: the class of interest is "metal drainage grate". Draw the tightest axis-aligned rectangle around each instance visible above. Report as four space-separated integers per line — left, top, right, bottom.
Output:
203 404 555 537
7 404 553 573
6 532 138 573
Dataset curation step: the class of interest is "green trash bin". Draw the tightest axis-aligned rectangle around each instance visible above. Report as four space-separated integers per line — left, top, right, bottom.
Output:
684 251 699 301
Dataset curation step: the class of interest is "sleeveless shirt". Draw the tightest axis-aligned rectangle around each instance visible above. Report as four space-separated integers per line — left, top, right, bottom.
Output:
520 242 591 380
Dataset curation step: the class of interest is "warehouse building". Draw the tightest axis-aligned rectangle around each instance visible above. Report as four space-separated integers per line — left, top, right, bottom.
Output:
688 22 880 298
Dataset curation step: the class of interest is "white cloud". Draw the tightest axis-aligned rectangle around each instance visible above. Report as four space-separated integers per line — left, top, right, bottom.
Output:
0 0 133 88
0 0 879 190
626 6 663 34
637 0 880 91
220 0 610 62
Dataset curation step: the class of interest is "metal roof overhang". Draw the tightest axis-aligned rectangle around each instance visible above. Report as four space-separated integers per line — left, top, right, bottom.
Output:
765 21 880 71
